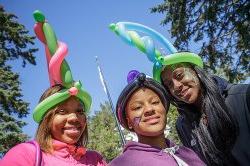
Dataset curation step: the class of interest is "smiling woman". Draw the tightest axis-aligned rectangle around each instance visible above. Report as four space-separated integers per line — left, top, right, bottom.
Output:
109 70 205 166
36 85 88 152
0 84 107 166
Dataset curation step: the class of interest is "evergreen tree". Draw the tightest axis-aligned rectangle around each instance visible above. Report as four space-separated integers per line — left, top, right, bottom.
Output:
88 102 122 162
166 105 180 145
0 5 37 157
151 0 250 82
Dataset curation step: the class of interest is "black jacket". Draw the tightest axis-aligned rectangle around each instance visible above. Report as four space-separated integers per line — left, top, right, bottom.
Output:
176 77 250 166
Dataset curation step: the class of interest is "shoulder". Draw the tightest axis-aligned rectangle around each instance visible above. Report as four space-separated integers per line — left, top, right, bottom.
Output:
226 83 250 96
0 142 37 165
109 144 141 166
109 152 131 166
4 142 36 156
176 145 205 165
225 83 250 109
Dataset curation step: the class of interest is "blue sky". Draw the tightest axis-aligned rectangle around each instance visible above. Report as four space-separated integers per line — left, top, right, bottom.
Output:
2 0 249 138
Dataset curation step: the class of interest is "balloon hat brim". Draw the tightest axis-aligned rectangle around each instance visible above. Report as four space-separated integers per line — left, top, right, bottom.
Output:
33 10 92 123
153 52 203 82
33 81 91 123
109 22 203 83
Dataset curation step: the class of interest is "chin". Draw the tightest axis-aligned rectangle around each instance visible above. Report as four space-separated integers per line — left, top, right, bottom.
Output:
141 128 165 137
185 99 195 104
62 137 79 144
181 93 197 104
146 131 164 137
188 94 199 104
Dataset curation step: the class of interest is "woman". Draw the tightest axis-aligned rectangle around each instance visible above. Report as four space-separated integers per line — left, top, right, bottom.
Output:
109 70 204 166
1 83 107 166
159 58 250 165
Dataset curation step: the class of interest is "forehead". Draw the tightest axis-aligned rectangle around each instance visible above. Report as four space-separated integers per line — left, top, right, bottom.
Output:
161 63 193 80
128 88 159 102
58 96 83 107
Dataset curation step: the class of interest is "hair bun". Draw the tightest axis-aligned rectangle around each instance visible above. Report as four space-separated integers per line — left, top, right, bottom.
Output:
137 73 146 83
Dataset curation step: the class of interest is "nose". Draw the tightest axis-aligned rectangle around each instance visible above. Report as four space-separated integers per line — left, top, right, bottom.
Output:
143 104 155 117
173 79 183 94
67 113 79 123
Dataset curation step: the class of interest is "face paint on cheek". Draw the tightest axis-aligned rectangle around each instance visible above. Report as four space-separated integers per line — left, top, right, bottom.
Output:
133 117 141 126
183 68 199 85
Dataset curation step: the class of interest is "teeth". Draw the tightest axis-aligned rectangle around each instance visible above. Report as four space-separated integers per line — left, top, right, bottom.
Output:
64 127 79 130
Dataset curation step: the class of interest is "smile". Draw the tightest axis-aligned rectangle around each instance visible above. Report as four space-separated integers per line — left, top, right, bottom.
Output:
63 126 82 135
143 116 161 125
181 88 189 96
176 88 189 98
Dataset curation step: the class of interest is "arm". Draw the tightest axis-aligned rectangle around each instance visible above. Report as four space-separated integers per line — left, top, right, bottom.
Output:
0 143 36 166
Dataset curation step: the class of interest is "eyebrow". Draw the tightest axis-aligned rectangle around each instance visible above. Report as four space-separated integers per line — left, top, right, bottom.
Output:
129 100 143 106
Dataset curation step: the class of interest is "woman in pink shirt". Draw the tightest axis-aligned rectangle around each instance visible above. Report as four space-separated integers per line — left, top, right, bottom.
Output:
1 84 107 166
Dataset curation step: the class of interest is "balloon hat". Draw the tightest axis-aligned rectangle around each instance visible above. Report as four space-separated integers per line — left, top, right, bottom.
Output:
109 22 203 83
32 10 91 123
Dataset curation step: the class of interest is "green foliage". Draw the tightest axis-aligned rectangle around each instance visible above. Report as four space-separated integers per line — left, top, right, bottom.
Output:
88 102 122 162
151 0 250 83
166 105 181 145
0 5 37 157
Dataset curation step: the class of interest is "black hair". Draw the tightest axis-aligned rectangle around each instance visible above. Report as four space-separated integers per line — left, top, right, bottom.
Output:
192 66 239 165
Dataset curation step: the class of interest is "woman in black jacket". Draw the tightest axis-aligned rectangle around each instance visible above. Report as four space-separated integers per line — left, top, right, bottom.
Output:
159 59 250 166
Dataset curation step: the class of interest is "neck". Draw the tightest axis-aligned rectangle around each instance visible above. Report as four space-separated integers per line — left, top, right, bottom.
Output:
138 133 167 149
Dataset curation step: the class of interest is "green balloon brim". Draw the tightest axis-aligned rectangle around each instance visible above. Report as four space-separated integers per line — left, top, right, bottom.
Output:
153 52 203 83
33 87 92 123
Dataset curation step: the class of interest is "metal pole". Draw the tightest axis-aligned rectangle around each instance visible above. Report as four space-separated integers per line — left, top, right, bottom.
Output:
95 56 126 147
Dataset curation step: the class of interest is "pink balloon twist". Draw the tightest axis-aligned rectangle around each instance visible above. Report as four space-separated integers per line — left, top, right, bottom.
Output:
34 22 68 86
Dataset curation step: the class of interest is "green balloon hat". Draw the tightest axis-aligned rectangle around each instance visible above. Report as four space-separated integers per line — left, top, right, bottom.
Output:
109 22 203 83
33 10 91 123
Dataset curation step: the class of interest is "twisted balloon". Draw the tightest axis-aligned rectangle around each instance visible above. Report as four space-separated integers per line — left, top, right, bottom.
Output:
32 10 92 123
33 10 73 88
109 22 203 82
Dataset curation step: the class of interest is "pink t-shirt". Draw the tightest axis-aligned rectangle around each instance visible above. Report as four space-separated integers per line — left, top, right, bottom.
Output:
0 140 107 166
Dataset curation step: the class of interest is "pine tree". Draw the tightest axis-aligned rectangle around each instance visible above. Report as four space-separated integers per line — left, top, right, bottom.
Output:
151 0 250 83
166 105 180 145
88 102 122 162
0 5 37 157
